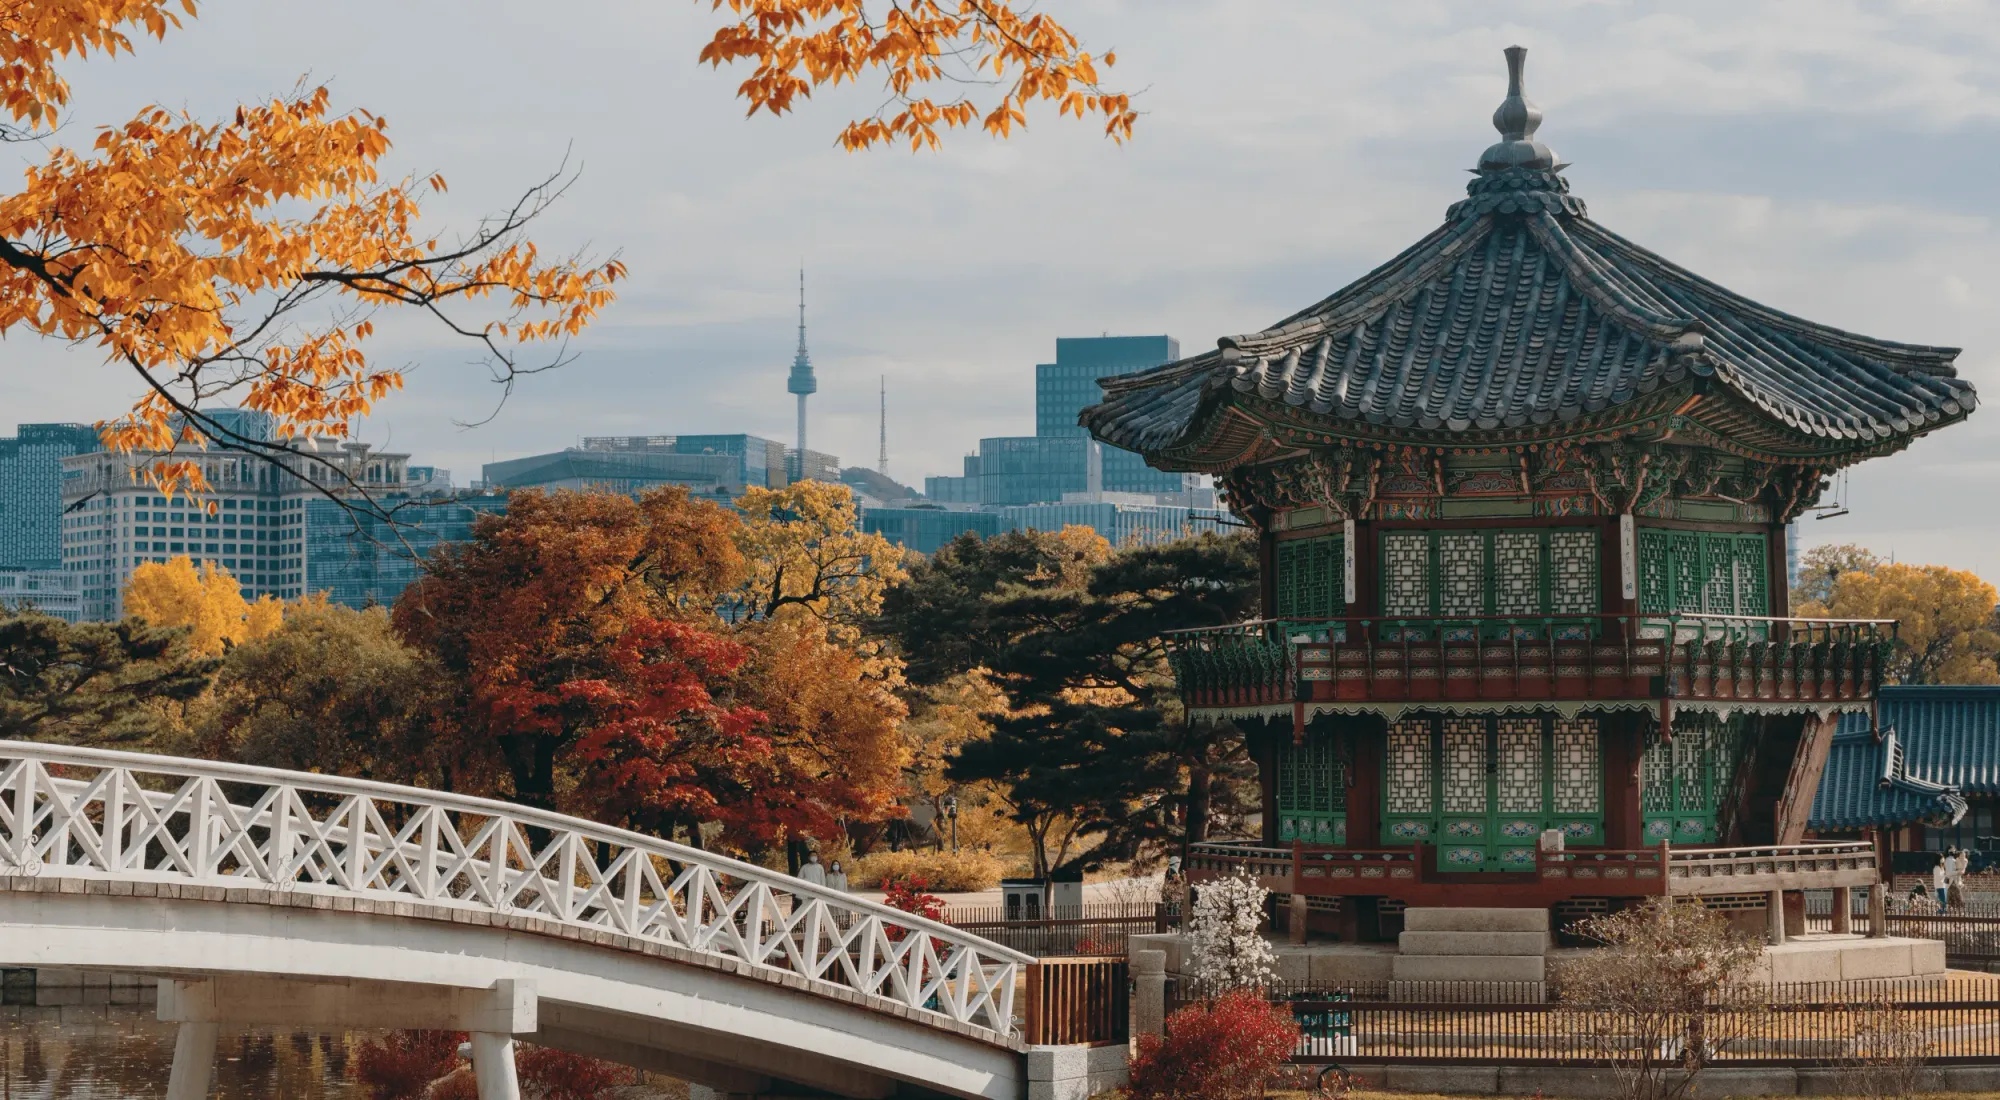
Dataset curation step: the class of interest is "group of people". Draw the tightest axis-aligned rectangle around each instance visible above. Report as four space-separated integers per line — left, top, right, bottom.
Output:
1905 848 1975 913
797 851 849 893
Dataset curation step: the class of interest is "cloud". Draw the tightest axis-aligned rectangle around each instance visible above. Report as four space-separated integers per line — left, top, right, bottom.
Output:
8 0 1999 574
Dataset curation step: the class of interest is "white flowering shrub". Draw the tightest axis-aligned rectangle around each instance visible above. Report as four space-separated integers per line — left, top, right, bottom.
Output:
1187 869 1275 992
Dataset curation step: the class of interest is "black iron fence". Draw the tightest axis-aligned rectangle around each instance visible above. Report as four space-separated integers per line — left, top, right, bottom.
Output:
1171 977 2000 1066
940 902 1181 957
1802 891 2000 969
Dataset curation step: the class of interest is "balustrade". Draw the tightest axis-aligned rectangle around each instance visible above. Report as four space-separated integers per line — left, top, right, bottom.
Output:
1166 614 1894 712
0 740 1028 1038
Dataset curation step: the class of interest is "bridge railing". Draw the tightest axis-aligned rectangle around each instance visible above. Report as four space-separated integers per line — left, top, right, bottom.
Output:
0 740 1031 1038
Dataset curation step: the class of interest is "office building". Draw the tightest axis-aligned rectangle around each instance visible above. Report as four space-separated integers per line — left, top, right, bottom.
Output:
1000 498 1197 549
0 568 82 623
786 447 840 485
60 413 413 619
1 423 101 570
306 492 508 609
973 437 1090 506
860 507 1003 555
1034 335 1193 497
484 434 791 504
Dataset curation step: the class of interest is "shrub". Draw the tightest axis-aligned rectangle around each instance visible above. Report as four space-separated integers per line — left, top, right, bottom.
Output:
353 1030 462 1100
851 847 1005 891
1187 868 1275 992
1127 988 1299 1100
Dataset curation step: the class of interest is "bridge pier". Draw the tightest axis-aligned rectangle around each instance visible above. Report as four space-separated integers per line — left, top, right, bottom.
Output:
164 1020 218 1100
471 1032 523 1100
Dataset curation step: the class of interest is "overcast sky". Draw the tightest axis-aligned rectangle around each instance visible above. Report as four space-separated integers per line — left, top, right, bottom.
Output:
8 0 1999 574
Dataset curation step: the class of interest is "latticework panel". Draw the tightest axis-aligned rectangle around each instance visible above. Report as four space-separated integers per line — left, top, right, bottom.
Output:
1637 530 1672 614
1276 535 1343 619
1549 530 1599 615
1385 719 1433 815
1442 718 1487 815
1438 533 1485 617
1670 532 1704 613
1382 533 1431 617
1733 535 1769 616
1497 718 1542 814
1552 718 1601 815
1492 532 1541 616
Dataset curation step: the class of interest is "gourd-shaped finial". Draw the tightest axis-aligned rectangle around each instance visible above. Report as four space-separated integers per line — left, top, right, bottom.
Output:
1477 46 1559 172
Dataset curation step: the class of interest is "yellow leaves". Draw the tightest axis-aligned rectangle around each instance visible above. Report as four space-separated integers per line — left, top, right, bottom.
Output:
732 480 907 638
126 555 297 655
701 0 1135 152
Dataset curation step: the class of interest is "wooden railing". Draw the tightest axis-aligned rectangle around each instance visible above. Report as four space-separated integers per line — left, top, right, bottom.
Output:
1187 839 1880 902
1165 614 1894 712
1023 956 1128 1046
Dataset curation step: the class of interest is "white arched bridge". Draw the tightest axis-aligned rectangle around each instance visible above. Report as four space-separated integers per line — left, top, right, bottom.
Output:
0 741 1050 1100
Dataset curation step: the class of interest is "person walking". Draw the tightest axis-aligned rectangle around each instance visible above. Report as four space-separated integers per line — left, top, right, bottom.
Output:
799 850 827 887
1933 853 1951 910
1949 849 1970 910
827 859 848 893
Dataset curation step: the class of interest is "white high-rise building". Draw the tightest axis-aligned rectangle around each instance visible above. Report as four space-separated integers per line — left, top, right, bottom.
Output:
59 413 409 621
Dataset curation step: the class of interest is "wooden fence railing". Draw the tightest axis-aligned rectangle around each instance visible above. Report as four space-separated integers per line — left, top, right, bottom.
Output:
1024 957 1129 1047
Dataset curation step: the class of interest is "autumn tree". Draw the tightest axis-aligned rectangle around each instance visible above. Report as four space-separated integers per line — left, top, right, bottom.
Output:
1824 562 2000 685
1794 543 1884 611
730 481 907 636
0 612 213 743
123 556 282 656
394 485 909 858
393 487 748 810
194 601 439 782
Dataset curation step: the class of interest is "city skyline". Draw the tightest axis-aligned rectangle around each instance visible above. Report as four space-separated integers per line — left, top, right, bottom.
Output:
6 2 1997 576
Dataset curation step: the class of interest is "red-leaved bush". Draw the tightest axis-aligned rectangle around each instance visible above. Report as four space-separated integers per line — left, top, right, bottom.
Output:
353 1031 632 1100
1126 988 1300 1100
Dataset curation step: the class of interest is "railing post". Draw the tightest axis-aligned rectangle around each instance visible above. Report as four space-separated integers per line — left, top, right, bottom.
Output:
1868 882 1887 939
1131 949 1167 1040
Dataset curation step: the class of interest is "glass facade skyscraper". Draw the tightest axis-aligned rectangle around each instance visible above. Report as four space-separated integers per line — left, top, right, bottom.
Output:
1 423 101 569
306 494 509 609
1032 335 1189 496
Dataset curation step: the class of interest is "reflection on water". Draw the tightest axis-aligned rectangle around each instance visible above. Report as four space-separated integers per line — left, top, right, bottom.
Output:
2 1003 362 1099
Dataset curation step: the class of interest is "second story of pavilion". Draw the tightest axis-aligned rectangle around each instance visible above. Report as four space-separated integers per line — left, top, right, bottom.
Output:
1081 48 1977 719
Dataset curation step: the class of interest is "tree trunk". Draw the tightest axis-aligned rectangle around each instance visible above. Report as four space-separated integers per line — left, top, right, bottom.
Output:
1185 761 1214 847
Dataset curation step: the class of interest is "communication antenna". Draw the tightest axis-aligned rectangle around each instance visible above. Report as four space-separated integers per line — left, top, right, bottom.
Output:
878 375 889 475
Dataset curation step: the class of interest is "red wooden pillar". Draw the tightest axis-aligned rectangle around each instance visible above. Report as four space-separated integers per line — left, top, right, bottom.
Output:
1603 711 1645 850
1348 716 1383 849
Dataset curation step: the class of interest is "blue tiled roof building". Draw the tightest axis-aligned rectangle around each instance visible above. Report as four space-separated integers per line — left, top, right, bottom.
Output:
1811 686 2000 870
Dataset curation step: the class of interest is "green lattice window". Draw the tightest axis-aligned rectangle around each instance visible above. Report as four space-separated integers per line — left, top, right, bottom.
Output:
1636 529 1769 617
1275 534 1343 619
1379 714 1604 870
1277 737 1347 845
1375 528 1599 638
1638 719 1746 844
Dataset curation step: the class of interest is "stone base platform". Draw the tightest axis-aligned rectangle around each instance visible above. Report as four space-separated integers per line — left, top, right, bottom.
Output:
1129 932 1947 986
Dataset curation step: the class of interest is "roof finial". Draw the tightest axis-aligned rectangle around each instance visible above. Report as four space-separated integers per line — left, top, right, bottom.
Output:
1477 45 1558 173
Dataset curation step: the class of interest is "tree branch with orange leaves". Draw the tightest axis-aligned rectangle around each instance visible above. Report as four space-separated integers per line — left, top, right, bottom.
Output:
699 0 1136 151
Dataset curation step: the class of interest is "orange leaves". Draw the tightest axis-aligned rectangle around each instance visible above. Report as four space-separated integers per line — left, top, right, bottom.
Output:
0 5 620 500
700 0 1136 151
0 1 192 129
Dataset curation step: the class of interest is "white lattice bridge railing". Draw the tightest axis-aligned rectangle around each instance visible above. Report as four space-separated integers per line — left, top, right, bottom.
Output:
0 740 1029 1038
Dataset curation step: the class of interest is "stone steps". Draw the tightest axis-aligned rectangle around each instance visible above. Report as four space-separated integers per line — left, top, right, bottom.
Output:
1392 907 1549 986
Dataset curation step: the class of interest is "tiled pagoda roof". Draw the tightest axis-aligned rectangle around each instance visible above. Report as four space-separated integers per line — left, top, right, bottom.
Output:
1082 50 1974 469
1808 686 2000 832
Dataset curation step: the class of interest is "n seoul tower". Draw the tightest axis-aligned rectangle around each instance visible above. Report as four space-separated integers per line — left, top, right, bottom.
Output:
786 268 817 463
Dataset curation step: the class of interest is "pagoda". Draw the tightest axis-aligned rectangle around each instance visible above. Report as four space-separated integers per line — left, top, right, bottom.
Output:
1083 49 1976 935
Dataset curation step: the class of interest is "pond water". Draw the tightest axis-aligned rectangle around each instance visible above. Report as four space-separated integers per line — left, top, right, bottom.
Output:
1 1002 363 1099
